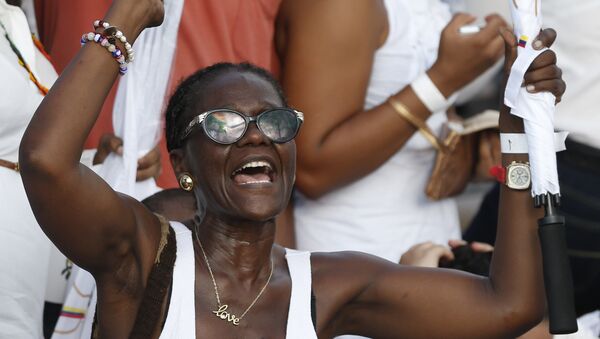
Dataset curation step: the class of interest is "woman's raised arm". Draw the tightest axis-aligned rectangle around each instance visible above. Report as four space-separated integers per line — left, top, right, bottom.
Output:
19 1 164 275
317 29 563 339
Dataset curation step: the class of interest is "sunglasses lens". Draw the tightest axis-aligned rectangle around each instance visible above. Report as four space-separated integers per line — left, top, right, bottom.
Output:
258 109 299 143
204 111 246 144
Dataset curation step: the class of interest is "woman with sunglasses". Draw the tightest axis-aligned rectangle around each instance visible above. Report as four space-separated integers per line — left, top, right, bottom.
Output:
19 0 566 337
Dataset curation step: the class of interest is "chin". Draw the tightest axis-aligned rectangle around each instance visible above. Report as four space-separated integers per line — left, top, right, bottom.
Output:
233 197 285 222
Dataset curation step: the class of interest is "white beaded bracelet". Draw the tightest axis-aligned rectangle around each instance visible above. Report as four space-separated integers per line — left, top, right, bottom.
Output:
80 32 128 75
411 73 458 113
104 26 134 63
93 20 134 63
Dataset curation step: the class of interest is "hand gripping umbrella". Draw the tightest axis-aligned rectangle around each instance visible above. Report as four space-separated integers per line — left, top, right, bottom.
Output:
504 0 577 334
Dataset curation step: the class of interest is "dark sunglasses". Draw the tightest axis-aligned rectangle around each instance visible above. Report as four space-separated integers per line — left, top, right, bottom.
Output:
180 108 304 145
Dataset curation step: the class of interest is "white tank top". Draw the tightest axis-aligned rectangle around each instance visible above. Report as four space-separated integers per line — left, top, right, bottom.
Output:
160 222 318 338
294 0 461 263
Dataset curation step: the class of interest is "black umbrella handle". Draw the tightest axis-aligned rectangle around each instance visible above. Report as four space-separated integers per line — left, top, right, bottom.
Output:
537 194 578 334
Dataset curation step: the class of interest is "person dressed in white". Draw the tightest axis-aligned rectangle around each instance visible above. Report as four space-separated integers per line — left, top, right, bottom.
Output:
276 0 508 263
0 1 57 336
0 2 163 337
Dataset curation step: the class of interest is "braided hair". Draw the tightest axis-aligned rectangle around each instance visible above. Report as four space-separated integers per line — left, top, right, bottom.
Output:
165 62 287 151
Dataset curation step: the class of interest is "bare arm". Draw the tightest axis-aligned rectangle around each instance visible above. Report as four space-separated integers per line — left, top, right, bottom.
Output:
315 30 564 339
19 1 163 277
277 0 506 198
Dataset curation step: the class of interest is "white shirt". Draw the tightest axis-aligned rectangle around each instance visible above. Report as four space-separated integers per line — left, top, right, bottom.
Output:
0 1 57 338
294 0 461 264
543 0 600 149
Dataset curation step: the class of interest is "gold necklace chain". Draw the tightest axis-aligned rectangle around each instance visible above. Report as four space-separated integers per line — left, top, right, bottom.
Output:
194 228 274 326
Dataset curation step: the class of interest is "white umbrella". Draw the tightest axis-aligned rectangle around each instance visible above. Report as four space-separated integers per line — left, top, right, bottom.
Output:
504 0 577 334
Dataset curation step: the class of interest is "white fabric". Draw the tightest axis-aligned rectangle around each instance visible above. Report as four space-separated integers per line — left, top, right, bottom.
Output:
158 227 316 338
555 311 600 338
295 0 460 265
543 0 600 149
500 132 568 154
505 0 560 197
160 222 197 339
0 2 57 338
51 269 95 339
285 249 318 339
100 0 185 201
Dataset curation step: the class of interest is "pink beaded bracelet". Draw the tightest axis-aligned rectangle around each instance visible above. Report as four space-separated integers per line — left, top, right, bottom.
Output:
80 32 128 75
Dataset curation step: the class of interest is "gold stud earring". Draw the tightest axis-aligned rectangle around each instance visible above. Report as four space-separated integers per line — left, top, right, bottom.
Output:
178 173 194 192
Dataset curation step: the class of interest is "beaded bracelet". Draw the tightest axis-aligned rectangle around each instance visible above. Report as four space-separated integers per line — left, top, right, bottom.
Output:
104 27 134 63
93 20 134 63
80 32 128 75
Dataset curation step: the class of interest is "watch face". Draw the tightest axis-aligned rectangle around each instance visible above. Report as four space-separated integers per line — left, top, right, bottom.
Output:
507 164 531 190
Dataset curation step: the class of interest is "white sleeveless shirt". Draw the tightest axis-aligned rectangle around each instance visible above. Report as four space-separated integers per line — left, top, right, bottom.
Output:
160 222 318 338
294 0 461 263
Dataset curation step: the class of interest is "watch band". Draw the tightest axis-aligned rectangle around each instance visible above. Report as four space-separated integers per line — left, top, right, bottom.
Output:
489 161 531 190
500 132 569 154
411 73 458 113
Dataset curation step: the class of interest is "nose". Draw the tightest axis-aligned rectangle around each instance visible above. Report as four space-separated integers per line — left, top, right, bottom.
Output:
236 121 270 147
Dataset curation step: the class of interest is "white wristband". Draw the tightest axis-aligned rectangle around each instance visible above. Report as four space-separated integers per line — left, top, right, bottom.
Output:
411 73 457 113
500 132 569 154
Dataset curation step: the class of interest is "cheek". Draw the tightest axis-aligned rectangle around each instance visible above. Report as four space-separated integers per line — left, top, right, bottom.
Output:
185 143 229 193
280 143 296 177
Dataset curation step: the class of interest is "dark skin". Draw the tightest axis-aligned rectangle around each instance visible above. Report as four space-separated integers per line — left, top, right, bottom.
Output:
20 1 565 338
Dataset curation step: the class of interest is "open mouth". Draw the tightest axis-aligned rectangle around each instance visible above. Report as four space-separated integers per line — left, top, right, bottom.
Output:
231 160 275 185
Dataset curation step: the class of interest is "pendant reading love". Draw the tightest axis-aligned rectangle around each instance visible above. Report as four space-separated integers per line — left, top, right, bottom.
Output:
213 304 241 326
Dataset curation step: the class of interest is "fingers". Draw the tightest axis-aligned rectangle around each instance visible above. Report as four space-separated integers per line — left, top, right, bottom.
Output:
400 242 454 268
136 161 162 181
137 146 161 170
529 49 557 71
470 242 494 253
136 145 162 181
449 240 494 253
525 78 566 100
447 13 477 31
500 27 518 71
478 14 509 41
524 64 562 84
533 28 557 50
434 246 455 263
93 133 123 165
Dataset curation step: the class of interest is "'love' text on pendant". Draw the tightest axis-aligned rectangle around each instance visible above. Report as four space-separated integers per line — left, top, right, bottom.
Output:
213 305 241 326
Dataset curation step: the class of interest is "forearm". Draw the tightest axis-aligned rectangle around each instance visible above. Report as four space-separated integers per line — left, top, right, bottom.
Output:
18 3 157 271
488 106 545 330
296 85 432 198
20 3 148 171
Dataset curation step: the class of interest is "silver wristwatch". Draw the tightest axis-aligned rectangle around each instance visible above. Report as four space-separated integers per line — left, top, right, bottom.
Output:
506 161 531 190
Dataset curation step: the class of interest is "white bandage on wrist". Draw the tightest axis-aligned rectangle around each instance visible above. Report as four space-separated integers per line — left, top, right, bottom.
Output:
411 73 458 113
500 132 569 154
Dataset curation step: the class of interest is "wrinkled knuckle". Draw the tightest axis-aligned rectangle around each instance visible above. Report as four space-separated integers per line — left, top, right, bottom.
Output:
545 50 557 63
556 67 563 78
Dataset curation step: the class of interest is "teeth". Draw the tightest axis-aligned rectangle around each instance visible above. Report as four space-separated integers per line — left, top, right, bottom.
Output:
232 161 272 175
242 161 271 170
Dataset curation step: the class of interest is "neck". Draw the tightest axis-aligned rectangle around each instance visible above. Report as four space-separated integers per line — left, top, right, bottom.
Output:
194 213 276 285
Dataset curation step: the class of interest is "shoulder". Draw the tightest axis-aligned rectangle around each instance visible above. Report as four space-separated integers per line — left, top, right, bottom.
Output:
311 250 397 282
279 0 387 46
306 251 401 333
310 251 399 306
